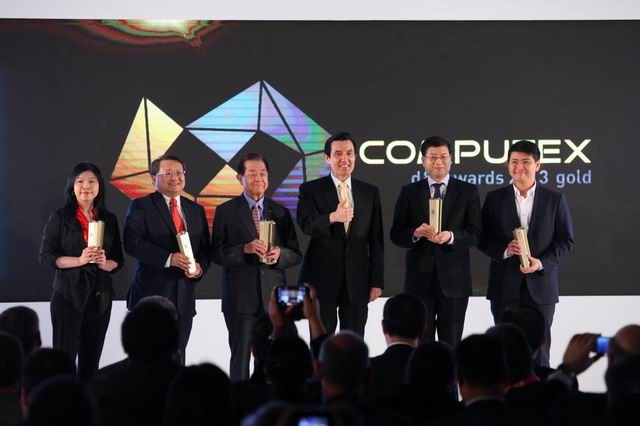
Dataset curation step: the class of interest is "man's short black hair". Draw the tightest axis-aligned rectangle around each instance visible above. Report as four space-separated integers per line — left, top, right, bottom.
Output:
22 348 76 397
605 354 640 403
121 297 179 362
508 140 540 162
420 136 451 157
486 324 533 383
407 341 455 392
382 293 426 340
164 363 231 426
0 332 23 387
149 154 186 176
250 315 274 364
264 334 313 389
455 334 506 388
499 305 545 354
236 153 270 175
319 331 369 390
0 306 41 355
420 136 452 156
27 376 96 426
324 132 356 156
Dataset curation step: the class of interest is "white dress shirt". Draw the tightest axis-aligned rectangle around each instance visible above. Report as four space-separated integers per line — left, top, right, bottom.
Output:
503 182 543 269
413 174 454 244
330 173 354 208
514 182 535 229
427 174 450 198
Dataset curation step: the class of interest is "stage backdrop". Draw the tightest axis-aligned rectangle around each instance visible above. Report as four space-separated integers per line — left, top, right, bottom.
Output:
1 19 638 301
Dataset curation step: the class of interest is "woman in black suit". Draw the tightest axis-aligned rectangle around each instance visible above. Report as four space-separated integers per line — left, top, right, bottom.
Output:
39 162 123 380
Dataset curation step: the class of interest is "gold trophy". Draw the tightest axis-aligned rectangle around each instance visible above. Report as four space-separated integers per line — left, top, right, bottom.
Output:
176 232 197 274
429 198 443 234
259 220 276 264
88 221 105 263
513 227 531 268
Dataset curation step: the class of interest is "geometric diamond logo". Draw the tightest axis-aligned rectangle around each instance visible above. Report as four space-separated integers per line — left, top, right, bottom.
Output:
187 80 330 213
197 165 244 226
110 98 184 199
112 81 330 230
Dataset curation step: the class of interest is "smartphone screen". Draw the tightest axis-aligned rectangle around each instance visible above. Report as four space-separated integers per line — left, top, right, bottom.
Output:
276 286 307 306
595 336 610 354
298 416 329 426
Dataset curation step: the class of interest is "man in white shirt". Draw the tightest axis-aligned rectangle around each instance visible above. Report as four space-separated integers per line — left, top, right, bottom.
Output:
479 140 575 367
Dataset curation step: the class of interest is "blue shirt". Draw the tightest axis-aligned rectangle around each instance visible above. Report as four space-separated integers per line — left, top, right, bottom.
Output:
242 192 265 219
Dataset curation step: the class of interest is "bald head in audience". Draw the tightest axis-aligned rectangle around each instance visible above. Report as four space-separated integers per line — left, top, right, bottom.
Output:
609 324 640 365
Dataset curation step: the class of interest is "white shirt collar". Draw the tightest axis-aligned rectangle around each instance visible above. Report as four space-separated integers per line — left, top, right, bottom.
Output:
427 174 450 187
330 173 352 189
387 341 417 349
464 395 504 407
161 193 181 208
513 181 537 199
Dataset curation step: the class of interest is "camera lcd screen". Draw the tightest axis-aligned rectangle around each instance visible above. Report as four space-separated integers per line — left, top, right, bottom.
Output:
596 337 610 354
276 286 307 306
298 416 329 426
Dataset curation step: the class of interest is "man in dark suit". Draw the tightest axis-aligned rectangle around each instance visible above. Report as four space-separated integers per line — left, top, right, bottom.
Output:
124 154 211 359
391 136 481 346
297 132 384 336
479 140 574 367
212 153 301 381
439 334 520 426
318 332 413 426
92 296 182 426
365 293 426 401
547 325 640 426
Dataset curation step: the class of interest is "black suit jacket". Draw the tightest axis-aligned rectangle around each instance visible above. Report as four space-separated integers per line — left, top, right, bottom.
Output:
438 399 521 426
365 343 415 400
123 192 211 316
297 175 384 307
326 394 414 426
478 184 574 304
390 178 481 298
39 208 124 312
92 359 182 426
211 196 302 314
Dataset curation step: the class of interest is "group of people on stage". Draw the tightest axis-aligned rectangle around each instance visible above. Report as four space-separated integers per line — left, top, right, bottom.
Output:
38 131 574 382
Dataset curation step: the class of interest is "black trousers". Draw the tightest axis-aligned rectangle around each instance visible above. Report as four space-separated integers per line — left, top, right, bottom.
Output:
490 279 556 368
224 310 262 382
50 290 111 381
177 314 193 365
319 278 368 337
417 268 468 347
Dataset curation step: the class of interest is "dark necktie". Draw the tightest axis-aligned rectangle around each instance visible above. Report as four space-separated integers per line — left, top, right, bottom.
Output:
169 198 185 234
432 183 444 199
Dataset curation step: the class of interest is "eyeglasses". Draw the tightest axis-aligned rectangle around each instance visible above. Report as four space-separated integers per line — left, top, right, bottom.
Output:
509 159 535 166
425 155 450 162
245 172 268 179
156 170 187 178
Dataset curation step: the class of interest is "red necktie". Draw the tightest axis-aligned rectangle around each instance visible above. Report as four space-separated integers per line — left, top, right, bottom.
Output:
170 198 185 234
252 204 261 235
